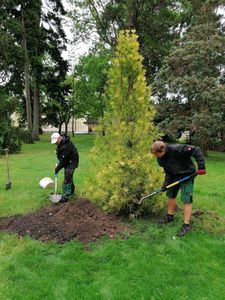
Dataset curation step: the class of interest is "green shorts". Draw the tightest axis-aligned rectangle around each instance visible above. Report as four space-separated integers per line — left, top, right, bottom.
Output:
166 178 194 203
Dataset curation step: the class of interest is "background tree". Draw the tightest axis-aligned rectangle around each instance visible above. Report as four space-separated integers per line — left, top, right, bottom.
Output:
153 1 225 154
71 0 196 83
86 30 163 216
0 89 21 153
23 0 68 139
0 0 68 142
41 68 71 134
73 50 111 121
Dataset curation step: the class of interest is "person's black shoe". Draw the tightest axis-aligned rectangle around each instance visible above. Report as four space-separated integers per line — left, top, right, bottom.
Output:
166 214 174 223
59 196 69 203
160 214 174 224
176 224 191 237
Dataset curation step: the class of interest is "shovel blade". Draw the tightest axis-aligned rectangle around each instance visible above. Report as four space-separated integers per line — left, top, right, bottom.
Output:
50 193 62 203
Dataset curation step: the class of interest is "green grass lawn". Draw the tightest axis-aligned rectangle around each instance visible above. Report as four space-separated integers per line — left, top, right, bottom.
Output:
0 134 225 300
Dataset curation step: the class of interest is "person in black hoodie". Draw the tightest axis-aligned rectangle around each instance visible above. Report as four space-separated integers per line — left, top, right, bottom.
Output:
51 133 79 203
150 140 206 237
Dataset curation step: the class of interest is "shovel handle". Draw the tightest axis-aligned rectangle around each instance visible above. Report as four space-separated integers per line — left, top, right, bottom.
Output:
138 172 198 205
138 188 162 204
54 154 59 194
4 148 10 177
54 173 58 194
165 172 197 190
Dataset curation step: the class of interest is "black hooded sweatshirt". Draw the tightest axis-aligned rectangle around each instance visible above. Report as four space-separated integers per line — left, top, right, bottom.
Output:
55 134 79 173
157 144 205 185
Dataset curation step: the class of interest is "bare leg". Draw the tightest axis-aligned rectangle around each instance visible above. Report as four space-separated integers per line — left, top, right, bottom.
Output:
176 203 192 236
167 198 177 215
183 203 192 224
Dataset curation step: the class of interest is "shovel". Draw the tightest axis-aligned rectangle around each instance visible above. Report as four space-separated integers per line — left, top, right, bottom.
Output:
4 148 12 190
50 156 62 203
50 172 62 203
138 172 198 205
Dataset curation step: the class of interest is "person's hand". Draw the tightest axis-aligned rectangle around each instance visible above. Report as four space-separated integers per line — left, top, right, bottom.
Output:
55 168 59 175
161 184 167 192
198 169 206 175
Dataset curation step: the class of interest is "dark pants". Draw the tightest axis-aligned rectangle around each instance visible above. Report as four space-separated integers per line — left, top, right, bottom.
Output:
62 163 76 198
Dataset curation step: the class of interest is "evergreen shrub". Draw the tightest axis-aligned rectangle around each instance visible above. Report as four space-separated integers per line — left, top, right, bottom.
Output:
87 30 164 217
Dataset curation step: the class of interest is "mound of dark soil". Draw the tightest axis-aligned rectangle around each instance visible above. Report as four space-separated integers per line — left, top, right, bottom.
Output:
0 199 128 244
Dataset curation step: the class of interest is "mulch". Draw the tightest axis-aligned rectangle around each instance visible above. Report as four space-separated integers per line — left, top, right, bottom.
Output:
0 199 128 244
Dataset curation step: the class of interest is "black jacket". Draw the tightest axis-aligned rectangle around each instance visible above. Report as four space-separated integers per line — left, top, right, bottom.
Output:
157 144 205 185
55 135 79 173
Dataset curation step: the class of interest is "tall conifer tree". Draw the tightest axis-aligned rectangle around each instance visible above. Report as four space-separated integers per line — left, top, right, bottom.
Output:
88 30 163 216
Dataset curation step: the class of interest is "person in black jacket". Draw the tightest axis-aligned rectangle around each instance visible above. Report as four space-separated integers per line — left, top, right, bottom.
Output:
51 133 79 203
150 141 206 237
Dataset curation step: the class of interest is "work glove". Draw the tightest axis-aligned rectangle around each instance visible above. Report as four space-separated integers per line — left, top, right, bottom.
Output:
198 169 206 175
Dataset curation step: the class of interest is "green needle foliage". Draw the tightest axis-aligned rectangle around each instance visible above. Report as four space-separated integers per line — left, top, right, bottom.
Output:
88 30 163 216
0 91 21 153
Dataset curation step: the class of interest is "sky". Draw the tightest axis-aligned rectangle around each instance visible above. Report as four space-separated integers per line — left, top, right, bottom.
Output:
41 0 91 70
60 1 225 69
61 0 91 68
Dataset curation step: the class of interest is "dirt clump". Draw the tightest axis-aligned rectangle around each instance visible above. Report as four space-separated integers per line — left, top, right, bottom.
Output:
0 199 128 244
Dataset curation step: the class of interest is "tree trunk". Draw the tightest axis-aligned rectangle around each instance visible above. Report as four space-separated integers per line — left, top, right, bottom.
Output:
32 73 40 140
32 1 41 141
72 116 75 137
24 62 32 131
59 122 63 134
22 6 32 131
127 0 139 29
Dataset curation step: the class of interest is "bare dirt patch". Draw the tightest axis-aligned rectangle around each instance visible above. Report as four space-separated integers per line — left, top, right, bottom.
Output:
0 199 128 244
